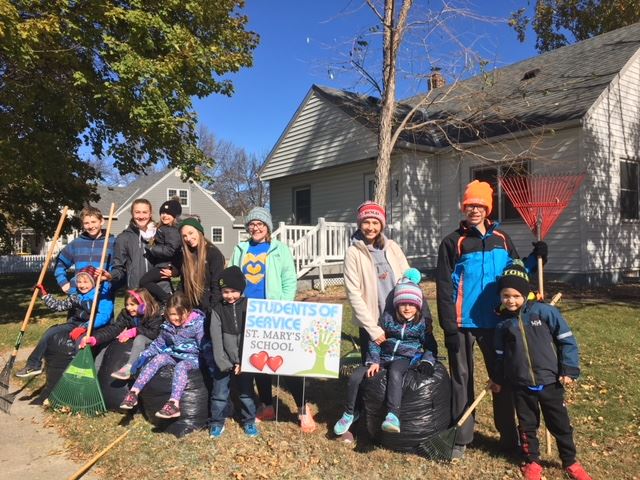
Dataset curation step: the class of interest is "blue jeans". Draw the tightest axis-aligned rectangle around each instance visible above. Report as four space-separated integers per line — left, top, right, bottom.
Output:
210 369 257 427
26 322 79 369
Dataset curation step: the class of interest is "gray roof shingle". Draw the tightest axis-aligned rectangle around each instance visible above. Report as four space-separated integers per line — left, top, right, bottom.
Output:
95 169 169 215
313 22 640 147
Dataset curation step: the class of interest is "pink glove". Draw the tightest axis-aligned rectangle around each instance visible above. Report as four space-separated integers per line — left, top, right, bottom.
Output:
117 328 137 343
79 336 97 349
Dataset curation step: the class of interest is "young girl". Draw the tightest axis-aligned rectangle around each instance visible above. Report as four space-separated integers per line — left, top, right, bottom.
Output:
79 288 163 380
119 293 206 419
139 199 182 303
334 277 436 435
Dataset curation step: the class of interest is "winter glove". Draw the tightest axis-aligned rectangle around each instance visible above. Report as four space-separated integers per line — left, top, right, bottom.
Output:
130 355 150 376
69 326 87 342
79 336 97 349
34 284 48 296
531 241 548 263
444 332 460 354
117 328 137 343
417 360 435 377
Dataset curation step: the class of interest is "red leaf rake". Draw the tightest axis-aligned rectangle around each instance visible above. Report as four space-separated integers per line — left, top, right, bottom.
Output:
499 172 585 298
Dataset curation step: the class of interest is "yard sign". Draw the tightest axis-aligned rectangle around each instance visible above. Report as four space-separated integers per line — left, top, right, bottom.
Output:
240 298 343 379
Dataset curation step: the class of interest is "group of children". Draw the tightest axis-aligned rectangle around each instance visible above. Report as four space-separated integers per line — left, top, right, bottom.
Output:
16 202 591 478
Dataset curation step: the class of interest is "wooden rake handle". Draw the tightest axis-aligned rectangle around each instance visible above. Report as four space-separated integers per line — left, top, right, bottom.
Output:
11 206 68 354
457 386 489 427
85 203 115 338
67 429 129 480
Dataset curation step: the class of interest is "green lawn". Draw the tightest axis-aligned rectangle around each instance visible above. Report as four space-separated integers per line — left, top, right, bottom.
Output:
1 275 639 479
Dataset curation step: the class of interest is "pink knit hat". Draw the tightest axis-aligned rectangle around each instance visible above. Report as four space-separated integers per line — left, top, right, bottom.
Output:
357 201 386 228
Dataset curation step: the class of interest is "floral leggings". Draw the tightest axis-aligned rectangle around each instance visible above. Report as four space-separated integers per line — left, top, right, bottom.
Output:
132 354 198 401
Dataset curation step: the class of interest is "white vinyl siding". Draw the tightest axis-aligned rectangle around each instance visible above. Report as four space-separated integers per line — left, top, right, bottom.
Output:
262 90 378 180
582 51 640 274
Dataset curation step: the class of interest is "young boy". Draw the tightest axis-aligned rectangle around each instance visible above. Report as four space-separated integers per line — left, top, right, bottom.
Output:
54 206 115 294
209 266 259 438
490 260 592 480
15 267 115 377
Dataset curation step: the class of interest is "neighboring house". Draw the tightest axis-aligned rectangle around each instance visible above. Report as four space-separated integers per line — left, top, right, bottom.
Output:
95 168 242 260
261 23 640 285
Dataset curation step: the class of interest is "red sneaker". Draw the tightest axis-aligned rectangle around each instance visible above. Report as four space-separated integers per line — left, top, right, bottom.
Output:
520 462 543 480
565 462 592 480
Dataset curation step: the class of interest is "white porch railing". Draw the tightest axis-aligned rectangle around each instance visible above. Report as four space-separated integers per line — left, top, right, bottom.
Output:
0 255 51 274
272 218 361 291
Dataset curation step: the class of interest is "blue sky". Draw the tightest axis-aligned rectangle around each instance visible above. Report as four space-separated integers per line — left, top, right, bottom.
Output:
193 1 539 158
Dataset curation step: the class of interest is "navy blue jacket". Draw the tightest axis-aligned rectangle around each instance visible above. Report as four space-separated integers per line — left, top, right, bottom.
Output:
493 300 580 387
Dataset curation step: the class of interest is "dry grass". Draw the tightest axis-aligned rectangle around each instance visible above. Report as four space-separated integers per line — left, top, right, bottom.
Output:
2 276 639 479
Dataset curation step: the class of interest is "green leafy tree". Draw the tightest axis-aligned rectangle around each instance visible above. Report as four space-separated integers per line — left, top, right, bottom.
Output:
296 319 340 377
511 0 640 52
0 0 257 249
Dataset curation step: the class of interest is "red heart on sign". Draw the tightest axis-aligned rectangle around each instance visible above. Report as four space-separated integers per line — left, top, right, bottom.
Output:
249 351 268 371
266 355 283 372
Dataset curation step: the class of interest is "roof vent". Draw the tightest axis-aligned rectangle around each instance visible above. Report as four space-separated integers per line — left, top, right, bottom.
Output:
521 68 540 81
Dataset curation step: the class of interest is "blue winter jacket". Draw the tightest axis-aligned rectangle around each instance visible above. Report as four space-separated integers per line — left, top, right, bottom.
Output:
493 300 580 387
436 220 536 332
54 230 115 293
139 310 206 365
367 310 436 365
42 284 114 330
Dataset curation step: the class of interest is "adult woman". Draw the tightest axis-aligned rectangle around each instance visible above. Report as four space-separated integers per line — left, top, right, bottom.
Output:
175 217 225 312
343 201 410 358
229 207 310 430
107 199 168 292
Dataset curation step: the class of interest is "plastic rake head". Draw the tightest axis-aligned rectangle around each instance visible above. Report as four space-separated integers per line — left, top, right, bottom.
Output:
499 173 585 240
415 425 458 461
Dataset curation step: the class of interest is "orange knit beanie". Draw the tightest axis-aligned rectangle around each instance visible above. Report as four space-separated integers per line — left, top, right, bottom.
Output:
461 180 493 215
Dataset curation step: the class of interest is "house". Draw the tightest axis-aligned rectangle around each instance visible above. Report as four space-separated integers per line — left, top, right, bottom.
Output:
95 168 242 260
261 23 640 285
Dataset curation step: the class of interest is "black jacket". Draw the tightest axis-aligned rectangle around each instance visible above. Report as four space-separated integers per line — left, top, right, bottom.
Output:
210 297 247 372
92 308 163 345
177 243 225 312
145 224 181 268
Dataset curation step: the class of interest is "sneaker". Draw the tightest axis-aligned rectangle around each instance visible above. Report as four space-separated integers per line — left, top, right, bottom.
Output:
155 400 180 419
333 412 358 436
209 425 225 439
119 391 138 410
243 423 260 438
520 462 543 480
565 462 592 480
299 404 317 433
111 364 132 381
15 366 43 378
255 403 276 422
451 444 466 460
381 412 400 433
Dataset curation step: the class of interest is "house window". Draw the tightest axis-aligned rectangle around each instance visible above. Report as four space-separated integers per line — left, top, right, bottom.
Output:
364 174 376 201
238 230 251 242
211 227 224 244
293 187 311 225
621 159 639 220
167 188 189 207
471 161 529 221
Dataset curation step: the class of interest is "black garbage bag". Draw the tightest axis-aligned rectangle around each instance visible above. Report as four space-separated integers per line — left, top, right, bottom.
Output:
362 361 451 452
138 363 210 437
97 340 133 411
38 328 76 402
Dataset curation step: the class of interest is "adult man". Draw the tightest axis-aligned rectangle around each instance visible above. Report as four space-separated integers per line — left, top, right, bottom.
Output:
436 180 546 458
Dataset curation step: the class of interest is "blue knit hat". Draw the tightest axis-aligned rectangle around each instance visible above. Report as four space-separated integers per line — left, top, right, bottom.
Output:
393 281 423 310
245 206 273 233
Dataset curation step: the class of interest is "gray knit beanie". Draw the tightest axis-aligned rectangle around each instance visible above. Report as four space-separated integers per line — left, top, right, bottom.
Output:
245 206 273 232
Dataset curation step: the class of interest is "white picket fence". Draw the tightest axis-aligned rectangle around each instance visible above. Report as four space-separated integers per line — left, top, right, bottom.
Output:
0 255 51 274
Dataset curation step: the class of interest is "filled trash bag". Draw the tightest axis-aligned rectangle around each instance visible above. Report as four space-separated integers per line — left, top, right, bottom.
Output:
97 340 133 411
39 328 76 402
138 364 210 437
362 361 451 452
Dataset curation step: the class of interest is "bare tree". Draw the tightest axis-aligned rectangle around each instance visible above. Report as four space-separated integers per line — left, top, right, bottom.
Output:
198 125 269 216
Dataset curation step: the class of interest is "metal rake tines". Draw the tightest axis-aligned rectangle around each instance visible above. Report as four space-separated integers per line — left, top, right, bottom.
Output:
499 172 585 239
